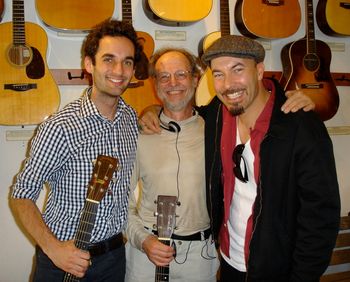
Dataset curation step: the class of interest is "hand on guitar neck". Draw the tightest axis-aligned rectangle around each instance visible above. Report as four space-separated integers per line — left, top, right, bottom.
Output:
142 235 175 267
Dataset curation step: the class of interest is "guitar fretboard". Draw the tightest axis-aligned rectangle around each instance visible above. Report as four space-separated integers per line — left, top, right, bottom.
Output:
12 0 25 45
155 239 171 282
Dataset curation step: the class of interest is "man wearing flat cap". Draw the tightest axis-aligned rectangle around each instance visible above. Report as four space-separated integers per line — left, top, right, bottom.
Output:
200 35 340 281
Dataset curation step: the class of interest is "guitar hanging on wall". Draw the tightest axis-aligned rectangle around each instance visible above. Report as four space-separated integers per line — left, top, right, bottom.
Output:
142 0 212 26
35 0 114 33
195 0 230 106
121 0 161 115
0 0 4 22
280 0 339 121
316 0 350 37
0 0 60 125
154 195 177 282
63 155 118 282
234 0 301 39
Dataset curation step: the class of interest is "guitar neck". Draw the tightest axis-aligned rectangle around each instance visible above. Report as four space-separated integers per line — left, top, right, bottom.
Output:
155 239 171 282
220 0 230 36
121 0 132 24
305 0 316 53
12 0 26 44
62 200 99 282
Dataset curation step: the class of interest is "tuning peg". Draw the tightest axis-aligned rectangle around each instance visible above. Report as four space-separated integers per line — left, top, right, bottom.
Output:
154 199 157 204
153 212 158 217
153 224 157 229
177 201 181 206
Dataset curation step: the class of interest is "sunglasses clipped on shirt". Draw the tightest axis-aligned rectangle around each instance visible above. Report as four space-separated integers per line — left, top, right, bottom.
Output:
232 143 249 183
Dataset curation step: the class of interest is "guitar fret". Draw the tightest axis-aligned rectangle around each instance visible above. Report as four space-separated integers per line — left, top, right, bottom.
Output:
12 0 25 45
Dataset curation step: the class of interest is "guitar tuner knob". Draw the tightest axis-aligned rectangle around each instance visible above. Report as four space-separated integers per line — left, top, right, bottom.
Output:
177 201 181 206
153 212 158 217
154 199 157 204
153 224 157 229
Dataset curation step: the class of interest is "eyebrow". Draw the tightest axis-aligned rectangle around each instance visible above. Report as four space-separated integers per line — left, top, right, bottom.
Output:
101 53 135 62
212 62 245 73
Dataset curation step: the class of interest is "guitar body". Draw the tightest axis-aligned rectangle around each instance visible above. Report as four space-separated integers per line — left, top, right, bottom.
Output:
280 39 339 121
143 0 212 26
316 0 350 36
35 0 114 32
122 31 160 115
234 0 301 39
196 31 221 106
0 22 60 125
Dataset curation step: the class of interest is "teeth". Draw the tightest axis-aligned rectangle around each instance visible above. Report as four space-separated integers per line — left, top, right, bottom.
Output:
109 77 122 83
227 91 243 99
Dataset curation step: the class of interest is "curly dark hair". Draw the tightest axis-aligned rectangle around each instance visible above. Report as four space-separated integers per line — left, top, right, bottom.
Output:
82 19 142 66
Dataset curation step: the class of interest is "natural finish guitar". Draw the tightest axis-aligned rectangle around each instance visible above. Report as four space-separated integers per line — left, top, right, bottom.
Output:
155 195 177 282
0 0 60 125
234 0 301 39
35 0 114 32
195 0 230 106
316 0 350 37
121 0 160 115
63 155 118 282
143 0 212 26
280 0 339 121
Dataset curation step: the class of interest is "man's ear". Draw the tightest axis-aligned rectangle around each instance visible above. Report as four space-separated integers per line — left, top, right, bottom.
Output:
84 56 93 74
257 62 265 80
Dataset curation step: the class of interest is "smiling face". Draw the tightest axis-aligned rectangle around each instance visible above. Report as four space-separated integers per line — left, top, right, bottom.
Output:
84 35 135 102
210 56 265 116
154 51 198 113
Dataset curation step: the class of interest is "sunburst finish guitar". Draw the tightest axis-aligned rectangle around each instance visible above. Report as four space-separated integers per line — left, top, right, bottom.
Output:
234 0 301 39
35 0 114 33
143 0 212 26
195 0 230 106
316 0 350 37
280 0 339 121
0 0 60 125
121 0 160 115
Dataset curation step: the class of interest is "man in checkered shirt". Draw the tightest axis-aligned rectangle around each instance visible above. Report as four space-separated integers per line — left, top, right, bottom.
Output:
11 19 141 282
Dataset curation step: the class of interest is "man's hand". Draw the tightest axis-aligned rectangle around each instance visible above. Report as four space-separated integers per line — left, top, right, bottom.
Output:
281 90 315 113
142 235 175 266
46 239 91 278
138 105 162 134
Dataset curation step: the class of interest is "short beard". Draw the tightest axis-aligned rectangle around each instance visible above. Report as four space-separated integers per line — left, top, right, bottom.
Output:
229 105 245 116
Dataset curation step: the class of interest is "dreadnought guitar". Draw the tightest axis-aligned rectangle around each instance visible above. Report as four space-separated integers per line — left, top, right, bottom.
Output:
143 0 212 26
155 195 177 282
195 0 230 106
35 0 114 33
63 155 118 282
280 0 339 121
316 0 350 37
121 0 160 115
234 0 301 39
0 0 60 125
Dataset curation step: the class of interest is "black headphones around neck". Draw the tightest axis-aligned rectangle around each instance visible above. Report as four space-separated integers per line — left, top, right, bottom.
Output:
159 108 181 133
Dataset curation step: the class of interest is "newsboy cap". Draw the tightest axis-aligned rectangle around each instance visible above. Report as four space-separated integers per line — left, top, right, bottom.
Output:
202 35 265 65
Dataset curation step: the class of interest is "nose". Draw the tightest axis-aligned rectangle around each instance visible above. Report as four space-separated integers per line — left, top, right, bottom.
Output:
112 61 124 75
168 74 178 86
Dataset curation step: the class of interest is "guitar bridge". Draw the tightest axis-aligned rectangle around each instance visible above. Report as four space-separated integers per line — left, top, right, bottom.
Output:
4 83 37 91
301 83 324 89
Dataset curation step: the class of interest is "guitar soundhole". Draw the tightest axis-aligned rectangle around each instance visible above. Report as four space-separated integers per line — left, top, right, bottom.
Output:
303 53 320 72
7 44 33 67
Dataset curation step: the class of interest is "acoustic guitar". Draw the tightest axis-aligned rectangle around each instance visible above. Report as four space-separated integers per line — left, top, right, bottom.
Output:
0 0 60 125
195 0 230 106
234 0 301 39
63 155 118 282
142 0 212 26
35 0 114 32
155 195 177 282
280 0 339 121
121 0 160 115
316 0 350 37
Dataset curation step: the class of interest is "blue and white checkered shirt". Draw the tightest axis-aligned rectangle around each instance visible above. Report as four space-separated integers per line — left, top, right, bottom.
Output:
12 88 138 243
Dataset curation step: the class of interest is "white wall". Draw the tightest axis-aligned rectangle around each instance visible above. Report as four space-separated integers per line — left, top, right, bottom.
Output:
0 0 349 281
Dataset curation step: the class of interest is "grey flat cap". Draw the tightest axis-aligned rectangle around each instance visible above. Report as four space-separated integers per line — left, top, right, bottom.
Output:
202 35 265 65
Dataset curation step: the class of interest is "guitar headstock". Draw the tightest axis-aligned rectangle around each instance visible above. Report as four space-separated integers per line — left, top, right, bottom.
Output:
156 195 177 239
86 155 118 202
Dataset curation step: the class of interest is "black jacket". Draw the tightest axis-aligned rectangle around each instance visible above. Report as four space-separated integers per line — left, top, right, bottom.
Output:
198 79 340 281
